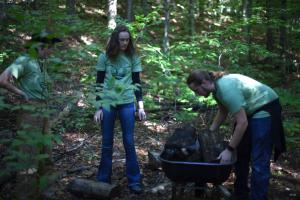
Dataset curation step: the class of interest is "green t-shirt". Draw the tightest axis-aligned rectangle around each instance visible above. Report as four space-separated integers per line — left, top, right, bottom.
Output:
7 55 48 101
96 52 142 106
214 74 278 118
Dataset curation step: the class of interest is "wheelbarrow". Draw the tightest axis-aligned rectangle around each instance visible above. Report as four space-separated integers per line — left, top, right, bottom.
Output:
159 151 235 200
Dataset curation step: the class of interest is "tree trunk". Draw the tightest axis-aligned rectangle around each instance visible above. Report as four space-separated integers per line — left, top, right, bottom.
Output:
243 0 252 63
25 0 38 9
142 0 149 16
188 0 195 37
0 0 6 22
66 0 76 15
198 0 204 16
126 0 133 22
108 0 117 29
163 0 170 54
266 0 274 52
279 0 287 59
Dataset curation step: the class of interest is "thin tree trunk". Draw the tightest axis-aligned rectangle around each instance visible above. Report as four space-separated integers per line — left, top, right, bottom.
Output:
108 0 117 29
188 0 195 37
163 0 170 54
198 0 204 16
66 0 76 15
142 0 149 16
243 0 252 63
279 0 287 59
0 0 7 22
266 0 274 52
126 0 133 22
196 0 205 32
26 0 38 9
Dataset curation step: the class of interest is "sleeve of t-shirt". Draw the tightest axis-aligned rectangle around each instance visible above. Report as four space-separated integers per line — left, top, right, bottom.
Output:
218 87 245 115
131 54 142 72
96 53 107 71
7 56 27 79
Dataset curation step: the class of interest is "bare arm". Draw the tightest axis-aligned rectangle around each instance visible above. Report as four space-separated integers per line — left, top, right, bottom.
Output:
209 103 228 131
218 108 248 163
228 108 248 148
0 68 27 99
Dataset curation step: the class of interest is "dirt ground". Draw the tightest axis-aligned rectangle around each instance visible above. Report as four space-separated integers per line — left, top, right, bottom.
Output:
1 116 300 200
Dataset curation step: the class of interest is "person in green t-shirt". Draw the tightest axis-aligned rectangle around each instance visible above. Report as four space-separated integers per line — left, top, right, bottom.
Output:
187 70 285 200
0 31 61 101
0 31 62 175
93 25 146 194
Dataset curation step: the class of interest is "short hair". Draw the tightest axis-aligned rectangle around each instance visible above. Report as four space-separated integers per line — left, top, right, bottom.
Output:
187 70 225 86
31 30 62 45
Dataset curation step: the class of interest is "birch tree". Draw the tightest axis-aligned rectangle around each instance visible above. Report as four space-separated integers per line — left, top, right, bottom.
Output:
108 0 117 29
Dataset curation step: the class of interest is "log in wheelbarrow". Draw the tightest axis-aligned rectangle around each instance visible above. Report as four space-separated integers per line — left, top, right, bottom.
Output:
160 152 235 200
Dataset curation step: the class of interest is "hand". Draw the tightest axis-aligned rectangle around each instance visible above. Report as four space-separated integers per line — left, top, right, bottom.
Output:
20 92 29 102
24 94 29 102
217 149 233 164
94 109 103 123
138 108 146 121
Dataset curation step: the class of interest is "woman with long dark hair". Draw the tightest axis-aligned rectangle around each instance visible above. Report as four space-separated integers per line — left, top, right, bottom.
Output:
94 25 146 194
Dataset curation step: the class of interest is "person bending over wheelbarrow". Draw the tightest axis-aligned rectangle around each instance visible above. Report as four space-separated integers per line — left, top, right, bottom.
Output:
187 70 286 200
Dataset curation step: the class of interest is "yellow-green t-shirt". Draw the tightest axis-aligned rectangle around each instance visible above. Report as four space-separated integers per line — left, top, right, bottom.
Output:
7 55 48 101
214 74 278 118
96 52 142 105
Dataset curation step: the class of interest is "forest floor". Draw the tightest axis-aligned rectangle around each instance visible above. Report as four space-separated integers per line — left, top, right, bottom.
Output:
51 117 300 200
2 112 299 200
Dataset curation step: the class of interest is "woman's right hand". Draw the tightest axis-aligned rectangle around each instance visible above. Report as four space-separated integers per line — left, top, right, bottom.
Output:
94 109 103 123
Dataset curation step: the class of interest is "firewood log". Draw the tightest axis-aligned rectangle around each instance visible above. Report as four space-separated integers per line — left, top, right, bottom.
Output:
67 178 120 199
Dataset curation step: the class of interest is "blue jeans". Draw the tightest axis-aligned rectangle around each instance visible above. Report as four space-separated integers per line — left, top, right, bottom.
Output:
235 117 272 200
97 102 141 186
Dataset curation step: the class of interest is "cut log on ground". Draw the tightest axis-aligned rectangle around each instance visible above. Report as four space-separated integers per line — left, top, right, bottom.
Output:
67 178 120 199
148 151 162 170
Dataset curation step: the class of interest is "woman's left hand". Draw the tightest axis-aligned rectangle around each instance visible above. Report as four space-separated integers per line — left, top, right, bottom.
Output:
218 149 233 164
138 108 146 121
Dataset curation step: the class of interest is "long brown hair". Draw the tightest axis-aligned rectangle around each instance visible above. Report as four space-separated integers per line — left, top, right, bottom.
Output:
106 25 135 60
187 70 226 86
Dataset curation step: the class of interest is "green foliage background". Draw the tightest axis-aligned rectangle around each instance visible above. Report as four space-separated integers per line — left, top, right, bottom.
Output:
0 1 299 185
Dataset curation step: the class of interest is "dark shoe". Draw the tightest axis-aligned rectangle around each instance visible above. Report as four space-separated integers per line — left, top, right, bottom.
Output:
230 192 249 200
129 185 143 194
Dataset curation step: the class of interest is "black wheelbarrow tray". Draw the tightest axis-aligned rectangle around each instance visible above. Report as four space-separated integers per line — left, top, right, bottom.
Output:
159 152 235 185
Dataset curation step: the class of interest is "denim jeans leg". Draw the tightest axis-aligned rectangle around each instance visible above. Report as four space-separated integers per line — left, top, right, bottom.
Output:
119 103 141 186
234 128 251 196
250 117 272 200
97 107 116 183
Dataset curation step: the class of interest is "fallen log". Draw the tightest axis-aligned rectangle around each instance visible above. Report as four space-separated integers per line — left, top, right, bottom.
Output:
67 178 120 199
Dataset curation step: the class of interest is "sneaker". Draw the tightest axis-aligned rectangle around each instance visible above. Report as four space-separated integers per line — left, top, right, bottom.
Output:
129 185 143 194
